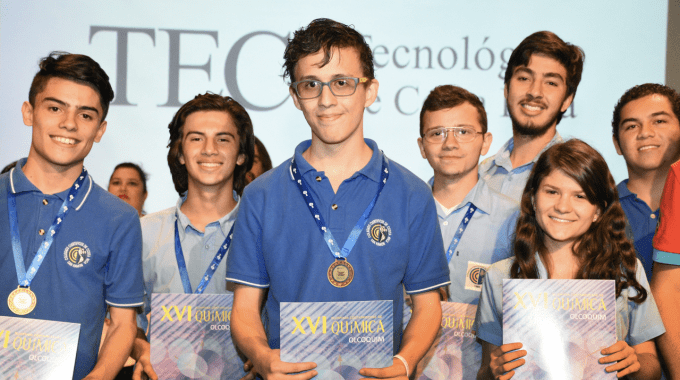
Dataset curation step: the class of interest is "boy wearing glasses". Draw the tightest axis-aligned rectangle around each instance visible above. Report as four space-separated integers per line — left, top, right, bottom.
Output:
418 85 518 304
227 18 449 380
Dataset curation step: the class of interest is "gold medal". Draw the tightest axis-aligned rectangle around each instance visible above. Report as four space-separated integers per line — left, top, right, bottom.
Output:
7 287 37 315
328 259 354 288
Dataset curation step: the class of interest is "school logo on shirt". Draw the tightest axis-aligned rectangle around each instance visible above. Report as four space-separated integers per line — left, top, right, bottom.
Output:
367 219 391 246
64 242 91 268
465 261 490 291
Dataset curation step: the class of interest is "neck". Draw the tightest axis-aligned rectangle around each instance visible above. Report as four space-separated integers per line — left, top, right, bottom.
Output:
22 153 84 195
302 137 373 193
180 182 237 232
432 170 478 209
543 240 580 279
509 128 556 169
626 166 671 211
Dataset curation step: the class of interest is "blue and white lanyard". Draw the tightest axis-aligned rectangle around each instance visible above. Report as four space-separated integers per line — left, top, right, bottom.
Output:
174 219 234 294
445 203 477 262
8 168 88 287
290 156 389 261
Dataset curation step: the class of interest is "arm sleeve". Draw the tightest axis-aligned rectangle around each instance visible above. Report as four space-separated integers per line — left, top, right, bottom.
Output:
653 165 680 263
473 264 504 346
625 261 666 346
105 210 144 307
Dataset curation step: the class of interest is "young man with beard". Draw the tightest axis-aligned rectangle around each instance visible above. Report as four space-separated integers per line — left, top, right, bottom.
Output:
417 85 519 304
131 93 255 380
227 19 449 380
612 84 680 281
479 31 585 201
0 52 143 380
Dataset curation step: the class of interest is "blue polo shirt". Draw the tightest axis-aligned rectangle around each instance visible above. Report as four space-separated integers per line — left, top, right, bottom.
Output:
479 133 563 201
617 180 659 280
429 178 519 304
226 139 450 352
0 159 144 380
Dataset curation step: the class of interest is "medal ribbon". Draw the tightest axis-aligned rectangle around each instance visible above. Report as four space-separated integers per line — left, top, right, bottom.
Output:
445 203 477 262
174 219 235 294
290 155 389 260
7 168 88 287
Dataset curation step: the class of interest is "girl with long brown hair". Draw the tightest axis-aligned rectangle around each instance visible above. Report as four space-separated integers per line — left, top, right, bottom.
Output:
474 139 664 380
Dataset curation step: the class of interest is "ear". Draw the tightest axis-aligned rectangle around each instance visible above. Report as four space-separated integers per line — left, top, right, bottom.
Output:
236 153 246 166
21 101 34 126
142 191 148 203
363 79 379 108
560 93 574 113
289 87 302 111
480 132 493 156
612 134 622 155
93 121 107 143
417 137 427 159
503 83 509 100
179 151 185 165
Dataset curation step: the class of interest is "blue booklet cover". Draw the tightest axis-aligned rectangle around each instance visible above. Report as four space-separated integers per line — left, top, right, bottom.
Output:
149 293 246 379
280 300 393 379
0 315 80 379
502 279 616 379
403 301 480 380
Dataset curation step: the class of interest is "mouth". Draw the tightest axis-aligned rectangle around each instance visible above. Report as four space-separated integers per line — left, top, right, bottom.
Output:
51 136 78 145
549 216 573 223
520 101 546 114
118 194 129 200
638 145 660 152
317 113 342 122
198 162 222 168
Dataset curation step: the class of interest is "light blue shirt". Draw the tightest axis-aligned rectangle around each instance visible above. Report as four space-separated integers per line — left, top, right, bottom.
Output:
478 132 563 201
474 255 665 347
429 178 519 304
139 193 239 330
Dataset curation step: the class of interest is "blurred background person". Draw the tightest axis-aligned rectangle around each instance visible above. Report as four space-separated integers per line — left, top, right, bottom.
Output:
1 160 18 174
245 136 272 185
108 162 149 217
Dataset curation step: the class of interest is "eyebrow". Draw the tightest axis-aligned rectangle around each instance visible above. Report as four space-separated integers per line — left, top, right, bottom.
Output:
185 131 236 138
297 74 353 82
43 97 100 115
514 67 565 82
619 111 674 126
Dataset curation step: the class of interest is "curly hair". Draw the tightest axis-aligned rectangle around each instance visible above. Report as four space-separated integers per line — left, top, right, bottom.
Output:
283 18 374 83
510 139 646 303
167 93 255 196
504 31 584 125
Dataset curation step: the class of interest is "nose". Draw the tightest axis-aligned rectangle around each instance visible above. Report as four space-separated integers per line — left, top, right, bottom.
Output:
203 137 217 155
554 194 572 213
527 79 543 98
637 121 656 139
60 110 78 131
318 83 337 108
442 129 460 149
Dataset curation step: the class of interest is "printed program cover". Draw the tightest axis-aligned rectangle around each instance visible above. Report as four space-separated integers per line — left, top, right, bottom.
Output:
281 300 393 380
502 279 616 379
149 293 246 379
403 301 481 379
0 315 80 379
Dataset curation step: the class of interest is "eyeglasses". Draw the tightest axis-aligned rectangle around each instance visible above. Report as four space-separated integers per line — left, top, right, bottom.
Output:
291 77 369 99
422 127 484 144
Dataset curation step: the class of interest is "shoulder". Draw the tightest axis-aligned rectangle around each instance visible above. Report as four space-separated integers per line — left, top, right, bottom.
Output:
480 181 519 217
141 206 176 230
242 159 292 198
479 154 497 173
84 181 139 223
385 159 432 198
487 257 514 280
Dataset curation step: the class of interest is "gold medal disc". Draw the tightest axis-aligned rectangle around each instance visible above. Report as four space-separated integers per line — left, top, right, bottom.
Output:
8 287 37 315
328 259 354 288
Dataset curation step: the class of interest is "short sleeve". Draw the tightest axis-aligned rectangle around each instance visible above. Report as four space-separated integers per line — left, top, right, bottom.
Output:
403 192 450 294
624 261 665 346
473 262 506 347
105 210 144 307
653 164 680 261
226 186 270 288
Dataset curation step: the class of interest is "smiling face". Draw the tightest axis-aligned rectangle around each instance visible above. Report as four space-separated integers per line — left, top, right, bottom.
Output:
179 110 245 192
290 47 378 147
108 167 147 216
614 94 680 175
418 102 492 181
534 169 600 252
505 54 574 137
22 77 107 172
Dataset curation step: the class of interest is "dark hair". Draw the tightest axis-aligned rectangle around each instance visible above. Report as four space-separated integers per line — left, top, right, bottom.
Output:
110 162 148 194
283 18 374 83
253 136 273 173
167 93 255 196
29 52 115 121
511 139 646 303
1 161 18 175
504 31 584 125
611 83 680 144
419 85 488 136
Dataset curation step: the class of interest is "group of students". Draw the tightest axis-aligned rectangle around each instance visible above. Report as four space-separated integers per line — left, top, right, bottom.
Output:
1 17 679 380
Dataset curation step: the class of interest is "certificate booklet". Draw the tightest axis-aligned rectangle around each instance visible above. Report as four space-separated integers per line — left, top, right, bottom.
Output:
0 315 80 379
502 279 616 379
280 300 393 379
403 301 481 379
149 293 246 379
